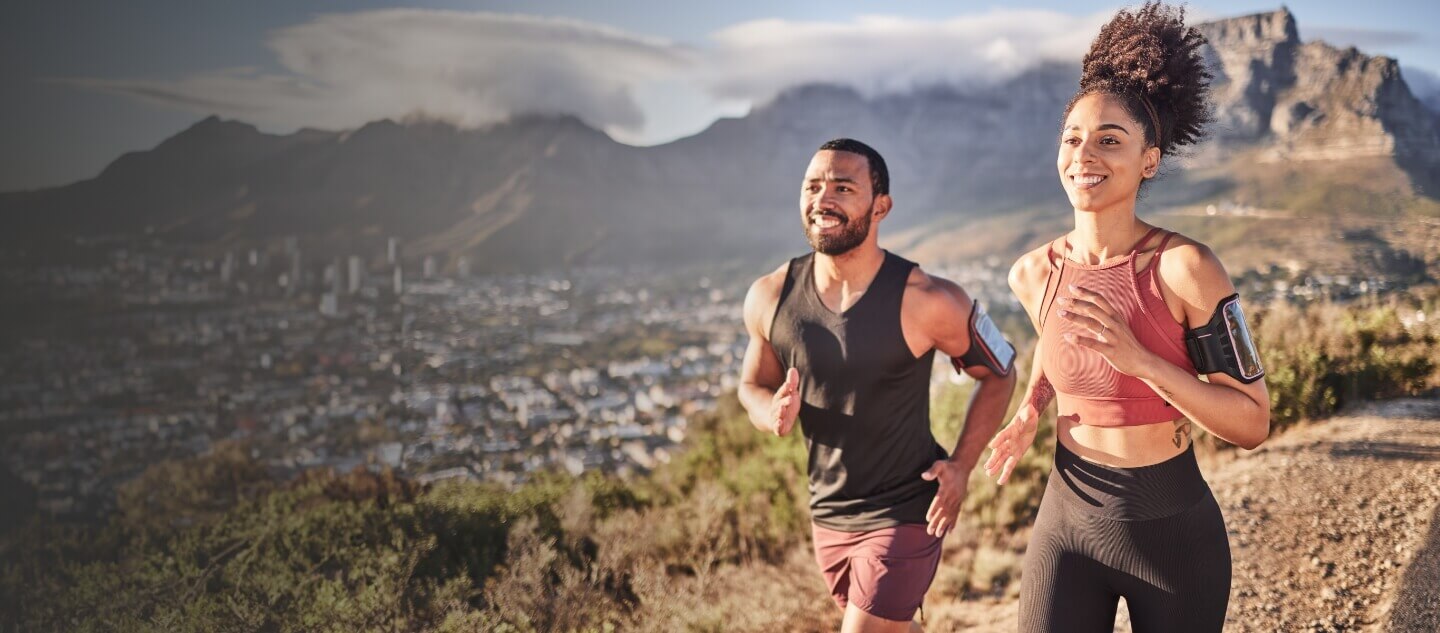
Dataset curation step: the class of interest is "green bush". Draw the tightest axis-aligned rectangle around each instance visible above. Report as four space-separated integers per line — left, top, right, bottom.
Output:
0 395 810 632
1255 297 1438 430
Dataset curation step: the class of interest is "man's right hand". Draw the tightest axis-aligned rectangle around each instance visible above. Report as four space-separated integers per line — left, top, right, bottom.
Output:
770 367 802 436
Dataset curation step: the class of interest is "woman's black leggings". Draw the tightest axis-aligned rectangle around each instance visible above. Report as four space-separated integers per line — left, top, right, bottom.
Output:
1019 440 1231 632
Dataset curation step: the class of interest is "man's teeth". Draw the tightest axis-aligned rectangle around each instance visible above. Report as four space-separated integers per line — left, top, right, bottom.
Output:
814 216 841 228
1076 175 1105 186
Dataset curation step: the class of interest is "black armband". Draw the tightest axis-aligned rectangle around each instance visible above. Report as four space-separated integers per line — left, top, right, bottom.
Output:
951 301 1015 377
1183 293 1264 383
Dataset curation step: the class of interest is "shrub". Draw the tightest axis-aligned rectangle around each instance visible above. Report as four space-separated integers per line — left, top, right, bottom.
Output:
1255 297 1439 430
969 545 1022 597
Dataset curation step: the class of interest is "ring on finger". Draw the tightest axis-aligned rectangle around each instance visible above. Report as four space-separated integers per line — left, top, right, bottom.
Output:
1099 324 1108 337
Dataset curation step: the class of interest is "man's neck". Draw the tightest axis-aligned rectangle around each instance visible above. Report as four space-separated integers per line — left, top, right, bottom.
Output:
812 243 886 288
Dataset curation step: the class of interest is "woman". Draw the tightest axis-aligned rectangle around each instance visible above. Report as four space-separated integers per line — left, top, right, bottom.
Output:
984 3 1271 631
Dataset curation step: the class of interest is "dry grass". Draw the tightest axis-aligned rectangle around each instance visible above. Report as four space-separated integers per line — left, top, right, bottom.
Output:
969 544 1023 598
631 545 838 633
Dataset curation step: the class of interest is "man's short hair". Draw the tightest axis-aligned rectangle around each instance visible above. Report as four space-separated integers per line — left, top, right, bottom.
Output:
818 138 889 196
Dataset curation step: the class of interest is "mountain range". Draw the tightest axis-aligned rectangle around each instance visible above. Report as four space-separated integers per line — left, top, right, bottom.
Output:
3 8 1437 275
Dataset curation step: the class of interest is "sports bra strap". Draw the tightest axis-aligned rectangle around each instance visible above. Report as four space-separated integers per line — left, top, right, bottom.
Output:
1150 230 1178 267
1039 237 1067 331
1059 226 1164 260
1131 226 1165 254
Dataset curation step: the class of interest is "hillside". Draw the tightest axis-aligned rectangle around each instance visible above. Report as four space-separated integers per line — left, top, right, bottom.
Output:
3 294 1438 631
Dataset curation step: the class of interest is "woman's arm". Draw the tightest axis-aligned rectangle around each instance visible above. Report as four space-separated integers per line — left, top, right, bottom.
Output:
1057 240 1270 449
984 343 1054 483
983 244 1060 483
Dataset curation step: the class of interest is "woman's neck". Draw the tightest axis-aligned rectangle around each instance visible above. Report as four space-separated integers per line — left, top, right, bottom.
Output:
1069 205 1148 264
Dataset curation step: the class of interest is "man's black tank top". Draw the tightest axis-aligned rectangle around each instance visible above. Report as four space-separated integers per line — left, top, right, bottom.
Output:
769 250 945 532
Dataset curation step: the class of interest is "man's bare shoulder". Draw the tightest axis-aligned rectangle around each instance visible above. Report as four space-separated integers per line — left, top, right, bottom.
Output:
743 262 791 333
747 262 790 303
907 265 968 297
904 266 972 317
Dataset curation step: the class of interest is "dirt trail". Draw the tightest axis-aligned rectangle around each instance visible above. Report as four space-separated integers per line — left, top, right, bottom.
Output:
1213 398 1440 632
918 398 1440 632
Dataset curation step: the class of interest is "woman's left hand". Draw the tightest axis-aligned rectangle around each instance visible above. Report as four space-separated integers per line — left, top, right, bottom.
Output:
1057 284 1159 379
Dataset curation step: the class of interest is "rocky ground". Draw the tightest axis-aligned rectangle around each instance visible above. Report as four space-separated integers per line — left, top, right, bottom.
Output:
1217 398 1440 632
779 398 1440 632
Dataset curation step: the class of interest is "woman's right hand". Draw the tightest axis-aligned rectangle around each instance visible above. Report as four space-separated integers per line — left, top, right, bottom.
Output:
984 403 1040 485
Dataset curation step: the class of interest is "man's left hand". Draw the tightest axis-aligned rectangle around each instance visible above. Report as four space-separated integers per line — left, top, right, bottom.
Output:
921 460 967 539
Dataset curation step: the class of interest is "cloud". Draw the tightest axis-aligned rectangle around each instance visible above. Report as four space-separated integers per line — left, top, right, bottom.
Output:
51 8 1111 143
1403 65 1440 112
53 10 692 136
1306 26 1424 49
701 10 1107 102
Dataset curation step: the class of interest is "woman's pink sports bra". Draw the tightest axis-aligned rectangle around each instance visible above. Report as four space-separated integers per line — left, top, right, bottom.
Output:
1038 227 1197 427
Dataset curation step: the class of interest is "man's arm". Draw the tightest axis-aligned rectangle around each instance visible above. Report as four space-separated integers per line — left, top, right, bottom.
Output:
923 277 1018 475
738 267 801 435
910 273 1018 537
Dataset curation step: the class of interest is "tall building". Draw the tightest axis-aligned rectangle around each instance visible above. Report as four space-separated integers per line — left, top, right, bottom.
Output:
423 256 436 279
320 292 338 317
220 252 234 283
330 257 344 298
287 249 302 296
347 256 363 294
393 265 404 295
387 237 398 265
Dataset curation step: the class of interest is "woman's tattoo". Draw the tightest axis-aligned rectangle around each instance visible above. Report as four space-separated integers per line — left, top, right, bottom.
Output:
1153 384 1191 447
1172 419 1193 448
1028 375 1055 416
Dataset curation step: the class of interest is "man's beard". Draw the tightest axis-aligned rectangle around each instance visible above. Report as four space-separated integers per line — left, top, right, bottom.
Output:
804 206 873 256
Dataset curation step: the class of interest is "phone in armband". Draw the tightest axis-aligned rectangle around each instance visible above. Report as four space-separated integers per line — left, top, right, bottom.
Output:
1183 293 1264 383
951 301 1015 377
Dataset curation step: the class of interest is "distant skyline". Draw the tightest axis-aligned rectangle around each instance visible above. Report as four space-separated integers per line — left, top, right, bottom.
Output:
5 1 1440 192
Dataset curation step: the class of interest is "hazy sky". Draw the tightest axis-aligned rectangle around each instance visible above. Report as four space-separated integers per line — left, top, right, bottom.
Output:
4 0 1439 192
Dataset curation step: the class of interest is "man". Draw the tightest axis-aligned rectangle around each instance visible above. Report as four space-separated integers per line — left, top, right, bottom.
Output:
739 138 1018 632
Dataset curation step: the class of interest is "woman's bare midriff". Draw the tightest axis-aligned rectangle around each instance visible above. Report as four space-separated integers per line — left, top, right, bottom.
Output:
1058 414 1191 468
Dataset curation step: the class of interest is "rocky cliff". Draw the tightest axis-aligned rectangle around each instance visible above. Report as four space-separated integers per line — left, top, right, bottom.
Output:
1200 8 1440 166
